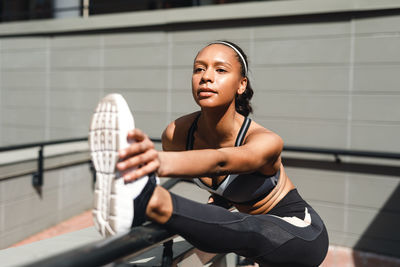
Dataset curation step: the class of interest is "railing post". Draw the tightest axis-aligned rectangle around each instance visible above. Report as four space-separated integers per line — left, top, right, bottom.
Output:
334 153 341 163
161 240 173 267
89 160 96 189
32 146 44 187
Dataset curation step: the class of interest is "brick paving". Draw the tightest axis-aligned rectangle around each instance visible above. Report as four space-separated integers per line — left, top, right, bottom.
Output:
10 211 400 266
9 210 94 248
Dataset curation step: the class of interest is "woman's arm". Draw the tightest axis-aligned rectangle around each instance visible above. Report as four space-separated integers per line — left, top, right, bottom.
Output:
117 124 283 182
158 129 283 178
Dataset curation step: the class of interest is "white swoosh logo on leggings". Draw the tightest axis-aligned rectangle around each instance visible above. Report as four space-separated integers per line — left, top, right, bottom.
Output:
272 207 312 228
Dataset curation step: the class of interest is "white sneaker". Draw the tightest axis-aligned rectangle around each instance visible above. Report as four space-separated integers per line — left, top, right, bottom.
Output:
89 93 154 237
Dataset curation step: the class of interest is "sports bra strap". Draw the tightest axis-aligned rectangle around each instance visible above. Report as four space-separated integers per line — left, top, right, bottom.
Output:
186 113 200 150
235 117 252 146
186 114 251 150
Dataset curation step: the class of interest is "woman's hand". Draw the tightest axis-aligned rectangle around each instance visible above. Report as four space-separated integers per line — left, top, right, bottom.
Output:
116 129 160 183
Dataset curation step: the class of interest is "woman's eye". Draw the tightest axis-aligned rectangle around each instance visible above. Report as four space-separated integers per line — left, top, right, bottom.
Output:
194 67 204 73
216 68 227 73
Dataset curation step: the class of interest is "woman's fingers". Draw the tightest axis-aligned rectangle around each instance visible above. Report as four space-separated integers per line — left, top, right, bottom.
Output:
115 128 160 182
117 149 158 171
119 129 154 159
127 128 147 142
122 160 160 183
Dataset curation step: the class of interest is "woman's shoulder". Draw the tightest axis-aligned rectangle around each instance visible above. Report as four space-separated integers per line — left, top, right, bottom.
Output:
245 119 284 149
162 111 200 151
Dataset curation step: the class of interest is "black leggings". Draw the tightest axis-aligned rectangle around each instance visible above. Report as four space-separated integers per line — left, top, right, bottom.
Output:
164 189 329 267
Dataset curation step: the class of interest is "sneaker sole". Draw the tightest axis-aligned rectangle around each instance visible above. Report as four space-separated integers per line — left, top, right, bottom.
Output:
89 93 148 237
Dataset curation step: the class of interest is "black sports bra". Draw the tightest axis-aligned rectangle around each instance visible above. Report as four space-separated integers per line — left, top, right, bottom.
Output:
186 114 280 204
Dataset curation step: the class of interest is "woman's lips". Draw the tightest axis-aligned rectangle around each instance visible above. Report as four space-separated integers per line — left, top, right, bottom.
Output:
198 88 217 97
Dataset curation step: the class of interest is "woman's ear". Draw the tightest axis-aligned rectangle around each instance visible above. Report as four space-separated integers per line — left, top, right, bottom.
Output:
237 77 247 95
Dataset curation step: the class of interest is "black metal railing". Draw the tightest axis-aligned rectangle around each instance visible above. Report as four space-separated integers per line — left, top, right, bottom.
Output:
0 137 88 186
284 145 400 163
21 178 197 267
284 145 400 160
1 136 399 186
0 137 162 186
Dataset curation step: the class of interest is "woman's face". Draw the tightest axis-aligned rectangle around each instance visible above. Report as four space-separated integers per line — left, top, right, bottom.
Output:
192 44 247 110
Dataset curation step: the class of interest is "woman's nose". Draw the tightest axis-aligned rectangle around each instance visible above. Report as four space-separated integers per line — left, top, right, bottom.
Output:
201 68 214 83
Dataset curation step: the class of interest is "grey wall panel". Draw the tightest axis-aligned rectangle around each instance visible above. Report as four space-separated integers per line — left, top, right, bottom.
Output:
254 38 350 65
285 167 346 204
171 68 192 90
354 36 400 63
172 28 251 43
308 202 345 234
253 92 349 120
3 107 46 127
327 230 348 246
2 126 46 145
352 95 400 122
51 49 102 69
105 90 167 113
133 112 168 138
253 20 350 39
347 175 400 211
252 66 349 92
0 203 3 234
50 70 102 90
350 123 400 152
59 165 92 210
171 43 204 67
49 90 100 111
355 14 400 34
3 188 59 232
103 32 167 46
353 65 400 92
104 45 168 68
2 90 46 109
347 207 400 238
51 36 102 49
103 69 167 90
2 51 47 70
49 110 92 130
49 128 89 141
254 118 348 148
170 91 199 114
0 165 93 249
2 71 47 89
1 38 47 50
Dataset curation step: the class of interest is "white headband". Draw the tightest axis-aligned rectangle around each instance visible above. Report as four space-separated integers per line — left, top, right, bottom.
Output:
209 41 248 76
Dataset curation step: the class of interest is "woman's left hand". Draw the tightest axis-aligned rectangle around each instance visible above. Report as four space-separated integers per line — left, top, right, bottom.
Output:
116 129 160 183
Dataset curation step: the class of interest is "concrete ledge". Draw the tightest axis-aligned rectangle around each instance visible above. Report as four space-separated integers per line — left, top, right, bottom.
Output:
0 0 400 37
0 227 101 267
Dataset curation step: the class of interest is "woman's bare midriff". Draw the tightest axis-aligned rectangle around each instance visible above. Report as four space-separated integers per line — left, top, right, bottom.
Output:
234 164 295 215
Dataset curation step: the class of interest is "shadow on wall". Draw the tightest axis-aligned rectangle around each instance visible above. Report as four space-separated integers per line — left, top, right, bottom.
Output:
282 156 400 260
353 183 400 258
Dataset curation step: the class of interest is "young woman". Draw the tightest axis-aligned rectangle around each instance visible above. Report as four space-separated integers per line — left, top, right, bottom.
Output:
90 41 329 266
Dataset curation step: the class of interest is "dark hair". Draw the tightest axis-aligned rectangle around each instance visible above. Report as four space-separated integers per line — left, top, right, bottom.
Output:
208 40 253 117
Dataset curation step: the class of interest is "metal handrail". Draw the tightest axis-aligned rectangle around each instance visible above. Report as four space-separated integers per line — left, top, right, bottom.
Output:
1 136 398 159
1 136 399 186
0 137 89 186
22 178 186 267
0 137 88 152
284 145 400 160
